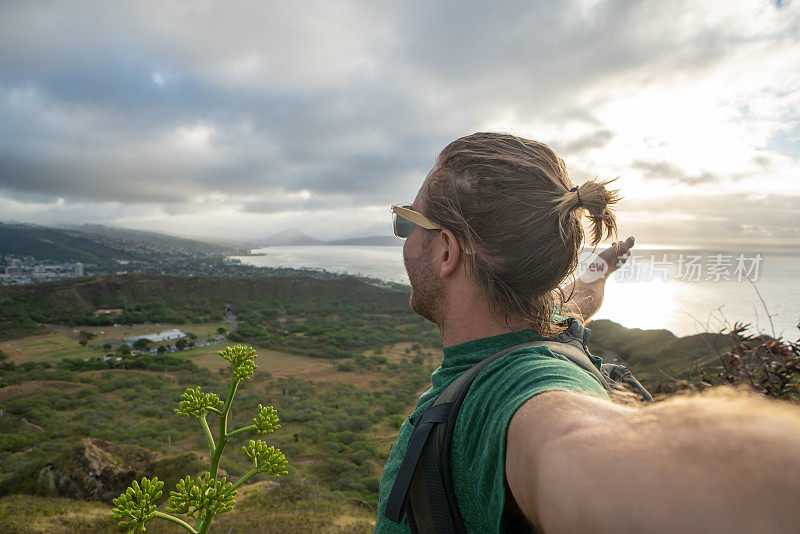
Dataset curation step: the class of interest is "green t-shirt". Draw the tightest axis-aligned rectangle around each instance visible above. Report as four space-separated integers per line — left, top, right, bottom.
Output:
374 329 609 533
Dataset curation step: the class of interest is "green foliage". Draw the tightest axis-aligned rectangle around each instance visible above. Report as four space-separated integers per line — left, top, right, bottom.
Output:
109 345 287 534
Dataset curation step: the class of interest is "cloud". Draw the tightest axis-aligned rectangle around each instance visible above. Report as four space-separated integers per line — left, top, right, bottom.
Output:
617 192 800 246
0 0 797 244
552 130 615 155
632 160 722 186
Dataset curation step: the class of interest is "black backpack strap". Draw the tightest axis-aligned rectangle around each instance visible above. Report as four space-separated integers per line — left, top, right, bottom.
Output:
384 342 528 532
534 339 610 390
602 363 654 402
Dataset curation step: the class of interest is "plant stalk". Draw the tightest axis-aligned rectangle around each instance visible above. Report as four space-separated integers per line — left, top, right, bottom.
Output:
153 511 198 533
230 467 259 492
200 414 215 454
209 378 239 480
226 424 255 439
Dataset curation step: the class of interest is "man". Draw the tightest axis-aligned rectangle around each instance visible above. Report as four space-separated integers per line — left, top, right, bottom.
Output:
374 132 800 533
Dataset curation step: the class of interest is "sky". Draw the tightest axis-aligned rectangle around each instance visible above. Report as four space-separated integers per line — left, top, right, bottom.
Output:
0 0 798 247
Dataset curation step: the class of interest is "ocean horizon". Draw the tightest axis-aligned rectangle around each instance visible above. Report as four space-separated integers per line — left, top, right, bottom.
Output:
231 245 799 339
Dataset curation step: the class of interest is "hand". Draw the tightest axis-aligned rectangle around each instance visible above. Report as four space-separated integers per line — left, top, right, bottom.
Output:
578 236 635 283
598 236 635 277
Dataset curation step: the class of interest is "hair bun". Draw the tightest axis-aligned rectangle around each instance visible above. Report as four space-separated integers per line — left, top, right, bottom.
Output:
555 179 620 246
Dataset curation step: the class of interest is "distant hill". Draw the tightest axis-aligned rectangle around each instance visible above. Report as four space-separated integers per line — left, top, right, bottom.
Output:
68 224 242 255
326 236 402 246
0 222 242 263
258 229 400 247
587 318 733 388
0 222 139 263
260 229 323 246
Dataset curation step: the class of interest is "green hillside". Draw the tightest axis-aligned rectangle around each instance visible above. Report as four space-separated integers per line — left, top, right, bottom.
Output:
0 274 438 355
0 223 137 263
587 319 732 388
0 273 733 384
70 224 242 256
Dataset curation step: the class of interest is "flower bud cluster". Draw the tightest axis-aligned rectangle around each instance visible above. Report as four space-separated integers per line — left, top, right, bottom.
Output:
243 439 288 477
174 386 223 418
167 473 236 519
110 476 164 531
253 404 281 434
219 344 258 381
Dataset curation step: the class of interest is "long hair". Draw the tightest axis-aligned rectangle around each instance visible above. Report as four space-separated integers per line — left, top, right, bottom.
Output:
422 132 620 336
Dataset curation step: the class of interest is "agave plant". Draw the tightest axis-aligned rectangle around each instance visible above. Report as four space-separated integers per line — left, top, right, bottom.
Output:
110 345 288 533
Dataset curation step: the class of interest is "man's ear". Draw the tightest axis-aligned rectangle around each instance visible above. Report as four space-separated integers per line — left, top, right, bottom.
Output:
436 228 462 278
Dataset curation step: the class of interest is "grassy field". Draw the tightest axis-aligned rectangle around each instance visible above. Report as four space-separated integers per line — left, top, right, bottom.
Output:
0 333 94 363
0 322 230 364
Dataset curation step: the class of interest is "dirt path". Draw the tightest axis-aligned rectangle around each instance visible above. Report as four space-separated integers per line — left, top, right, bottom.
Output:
22 418 44 432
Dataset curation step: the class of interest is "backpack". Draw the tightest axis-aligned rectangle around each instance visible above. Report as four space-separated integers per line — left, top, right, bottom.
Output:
384 317 652 533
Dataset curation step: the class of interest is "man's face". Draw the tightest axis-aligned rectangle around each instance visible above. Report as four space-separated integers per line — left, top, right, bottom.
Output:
403 178 446 326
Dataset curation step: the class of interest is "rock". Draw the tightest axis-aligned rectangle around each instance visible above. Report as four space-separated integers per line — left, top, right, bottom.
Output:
32 438 211 502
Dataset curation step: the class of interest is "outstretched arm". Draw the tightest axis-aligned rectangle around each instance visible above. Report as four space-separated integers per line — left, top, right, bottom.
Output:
506 389 800 534
563 236 635 321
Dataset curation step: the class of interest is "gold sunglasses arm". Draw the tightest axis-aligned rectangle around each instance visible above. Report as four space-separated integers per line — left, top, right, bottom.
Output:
392 205 442 230
391 205 475 254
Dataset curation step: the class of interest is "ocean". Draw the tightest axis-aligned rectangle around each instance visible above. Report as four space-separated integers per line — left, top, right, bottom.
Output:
231 245 800 339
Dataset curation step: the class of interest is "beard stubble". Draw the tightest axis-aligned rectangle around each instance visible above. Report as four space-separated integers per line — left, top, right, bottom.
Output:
404 235 446 327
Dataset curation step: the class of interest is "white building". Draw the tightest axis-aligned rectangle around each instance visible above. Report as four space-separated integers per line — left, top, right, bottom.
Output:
125 329 187 345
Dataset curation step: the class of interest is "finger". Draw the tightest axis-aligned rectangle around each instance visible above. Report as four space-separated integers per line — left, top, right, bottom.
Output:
617 236 635 255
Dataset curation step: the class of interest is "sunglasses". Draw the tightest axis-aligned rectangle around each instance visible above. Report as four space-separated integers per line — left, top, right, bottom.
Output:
391 204 442 239
391 204 474 254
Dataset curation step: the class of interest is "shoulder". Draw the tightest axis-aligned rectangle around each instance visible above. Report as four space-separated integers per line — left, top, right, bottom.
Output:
474 345 608 400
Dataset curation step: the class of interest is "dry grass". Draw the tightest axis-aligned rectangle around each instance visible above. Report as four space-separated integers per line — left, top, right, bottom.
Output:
184 345 393 389
0 321 228 364
373 342 440 364
0 333 94 363
0 379 89 402
0 480 376 534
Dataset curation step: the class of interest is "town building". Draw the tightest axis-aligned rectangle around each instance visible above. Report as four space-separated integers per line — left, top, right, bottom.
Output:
125 329 187 345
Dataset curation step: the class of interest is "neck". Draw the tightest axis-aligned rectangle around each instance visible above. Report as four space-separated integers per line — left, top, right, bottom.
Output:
437 305 534 348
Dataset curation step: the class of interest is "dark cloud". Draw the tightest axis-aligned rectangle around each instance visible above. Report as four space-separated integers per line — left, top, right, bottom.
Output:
632 160 721 185
551 130 615 155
